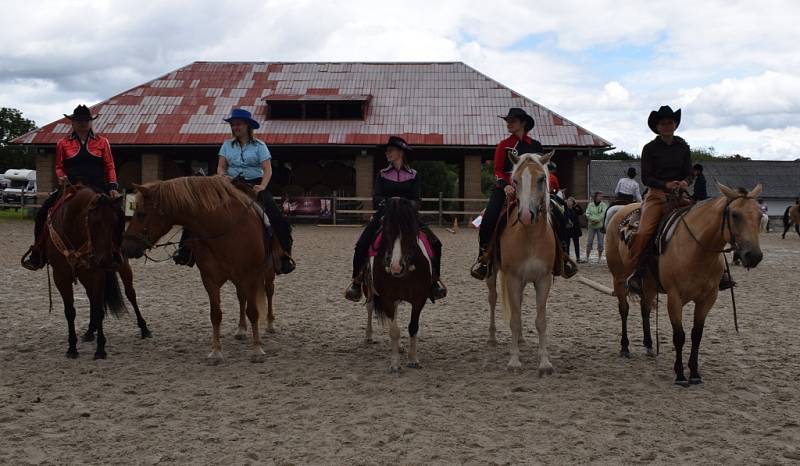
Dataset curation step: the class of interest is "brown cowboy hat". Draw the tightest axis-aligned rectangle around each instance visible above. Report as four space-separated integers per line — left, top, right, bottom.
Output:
647 105 681 134
499 107 535 132
64 104 99 121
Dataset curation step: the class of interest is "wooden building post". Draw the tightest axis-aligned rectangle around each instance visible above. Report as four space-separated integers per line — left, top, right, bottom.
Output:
141 153 163 183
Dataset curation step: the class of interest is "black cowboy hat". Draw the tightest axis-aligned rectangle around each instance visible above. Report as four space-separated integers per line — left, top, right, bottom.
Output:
499 107 535 132
385 135 413 152
64 104 99 121
647 105 681 134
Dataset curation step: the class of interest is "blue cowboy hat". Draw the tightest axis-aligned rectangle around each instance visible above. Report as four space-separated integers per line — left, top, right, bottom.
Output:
224 108 260 129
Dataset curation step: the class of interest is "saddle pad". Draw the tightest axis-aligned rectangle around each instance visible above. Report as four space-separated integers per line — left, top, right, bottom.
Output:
618 206 689 254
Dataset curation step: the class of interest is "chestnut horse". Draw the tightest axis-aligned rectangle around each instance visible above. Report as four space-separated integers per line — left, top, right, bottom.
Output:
486 151 557 375
45 185 150 359
364 197 432 373
122 176 275 364
606 183 764 386
781 205 800 239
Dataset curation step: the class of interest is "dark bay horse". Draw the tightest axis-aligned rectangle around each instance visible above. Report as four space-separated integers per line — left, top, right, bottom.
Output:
122 176 274 364
606 183 764 386
782 205 800 239
45 185 150 359
364 197 433 373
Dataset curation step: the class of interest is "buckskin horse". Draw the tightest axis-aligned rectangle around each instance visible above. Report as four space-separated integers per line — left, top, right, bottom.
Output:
781 204 800 239
606 183 764 386
363 197 433 373
485 151 558 375
122 176 276 364
43 184 150 359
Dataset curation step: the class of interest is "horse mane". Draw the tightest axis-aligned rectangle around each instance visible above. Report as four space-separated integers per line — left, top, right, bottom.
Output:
382 198 419 254
140 176 250 216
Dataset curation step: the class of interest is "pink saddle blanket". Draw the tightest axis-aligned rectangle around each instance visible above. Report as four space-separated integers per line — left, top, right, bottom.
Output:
368 230 434 258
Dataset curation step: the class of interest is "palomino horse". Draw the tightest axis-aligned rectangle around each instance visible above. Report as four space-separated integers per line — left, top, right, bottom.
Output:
122 176 275 364
364 197 433 373
45 185 151 359
606 183 764 386
781 205 800 239
486 151 557 375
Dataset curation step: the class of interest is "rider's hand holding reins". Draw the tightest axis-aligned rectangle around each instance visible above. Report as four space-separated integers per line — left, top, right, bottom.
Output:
504 184 516 197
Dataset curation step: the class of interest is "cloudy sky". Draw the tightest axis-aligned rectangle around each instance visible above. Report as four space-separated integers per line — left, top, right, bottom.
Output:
2 0 799 159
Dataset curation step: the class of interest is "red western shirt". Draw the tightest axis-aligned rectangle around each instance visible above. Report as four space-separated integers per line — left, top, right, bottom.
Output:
55 131 118 187
549 172 560 193
493 134 544 186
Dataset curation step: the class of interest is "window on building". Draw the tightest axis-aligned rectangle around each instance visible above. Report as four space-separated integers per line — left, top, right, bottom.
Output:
265 97 368 120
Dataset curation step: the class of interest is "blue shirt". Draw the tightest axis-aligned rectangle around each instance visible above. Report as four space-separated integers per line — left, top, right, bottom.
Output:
219 138 271 180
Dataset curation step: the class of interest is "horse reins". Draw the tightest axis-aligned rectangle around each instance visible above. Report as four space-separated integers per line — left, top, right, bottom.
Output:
678 195 751 334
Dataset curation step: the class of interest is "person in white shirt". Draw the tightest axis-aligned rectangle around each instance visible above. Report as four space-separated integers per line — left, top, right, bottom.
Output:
614 167 642 204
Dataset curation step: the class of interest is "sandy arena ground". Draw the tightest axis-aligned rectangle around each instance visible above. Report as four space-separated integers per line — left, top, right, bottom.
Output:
1 218 799 464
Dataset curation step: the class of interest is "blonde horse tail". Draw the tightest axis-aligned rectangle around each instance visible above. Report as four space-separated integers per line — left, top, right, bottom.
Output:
499 271 512 324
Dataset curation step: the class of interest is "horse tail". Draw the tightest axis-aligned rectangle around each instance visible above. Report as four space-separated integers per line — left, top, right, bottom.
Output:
103 271 128 317
499 271 512 324
783 206 791 226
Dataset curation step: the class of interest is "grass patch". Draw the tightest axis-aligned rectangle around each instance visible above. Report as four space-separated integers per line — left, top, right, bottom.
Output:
0 207 33 219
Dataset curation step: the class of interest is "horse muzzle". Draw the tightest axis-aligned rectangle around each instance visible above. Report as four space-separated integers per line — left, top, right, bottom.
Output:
738 246 763 269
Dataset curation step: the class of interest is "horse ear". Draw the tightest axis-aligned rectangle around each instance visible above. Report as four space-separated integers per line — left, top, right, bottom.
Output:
748 183 763 198
539 151 555 166
716 181 738 199
506 148 520 166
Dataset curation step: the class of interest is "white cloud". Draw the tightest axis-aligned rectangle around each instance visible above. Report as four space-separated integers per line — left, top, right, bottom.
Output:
1 0 799 159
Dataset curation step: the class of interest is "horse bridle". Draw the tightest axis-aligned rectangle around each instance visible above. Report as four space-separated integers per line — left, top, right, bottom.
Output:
49 190 117 274
680 194 751 254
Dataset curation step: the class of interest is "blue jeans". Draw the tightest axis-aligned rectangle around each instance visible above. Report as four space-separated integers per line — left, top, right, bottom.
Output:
586 228 604 255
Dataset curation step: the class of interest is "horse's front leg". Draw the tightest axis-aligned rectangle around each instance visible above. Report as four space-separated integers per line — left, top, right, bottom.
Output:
387 302 401 374
54 272 79 358
688 294 715 385
487 270 498 346
87 282 107 360
407 301 424 368
118 260 151 339
202 275 224 364
504 275 524 370
265 272 275 334
641 282 657 357
613 276 631 358
364 299 375 344
667 293 688 386
234 286 248 340
245 280 265 363
534 275 554 377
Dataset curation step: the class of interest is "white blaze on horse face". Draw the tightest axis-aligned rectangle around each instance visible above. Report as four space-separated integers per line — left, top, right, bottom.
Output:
390 235 403 275
519 168 533 225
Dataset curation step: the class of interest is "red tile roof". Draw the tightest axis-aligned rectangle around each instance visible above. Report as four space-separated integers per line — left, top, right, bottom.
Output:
14 62 611 148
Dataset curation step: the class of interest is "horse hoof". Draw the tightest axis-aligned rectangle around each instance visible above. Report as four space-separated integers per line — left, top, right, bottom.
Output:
620 349 631 358
674 379 690 388
363 338 376 346
65 350 79 359
234 332 248 341
538 364 554 377
250 352 266 364
81 333 95 342
94 352 107 360
487 338 497 347
407 361 421 369
206 352 224 365
645 348 656 358
265 325 276 334
389 366 402 374
507 360 522 371
689 377 703 385
140 329 153 339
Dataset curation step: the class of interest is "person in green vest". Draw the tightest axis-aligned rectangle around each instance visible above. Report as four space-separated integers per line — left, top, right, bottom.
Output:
585 191 608 262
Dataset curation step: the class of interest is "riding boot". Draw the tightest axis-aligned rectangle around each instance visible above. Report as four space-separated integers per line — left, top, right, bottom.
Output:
276 234 296 275
470 246 489 280
718 270 736 290
345 246 368 302
21 200 51 271
173 229 195 267
626 267 644 296
429 240 447 301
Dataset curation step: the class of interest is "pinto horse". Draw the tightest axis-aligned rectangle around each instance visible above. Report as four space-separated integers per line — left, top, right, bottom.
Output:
606 183 764 386
364 197 433 373
486 151 558 375
45 185 150 359
781 205 800 239
122 176 275 364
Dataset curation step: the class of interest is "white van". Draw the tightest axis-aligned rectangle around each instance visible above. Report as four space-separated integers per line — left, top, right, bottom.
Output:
2 169 37 204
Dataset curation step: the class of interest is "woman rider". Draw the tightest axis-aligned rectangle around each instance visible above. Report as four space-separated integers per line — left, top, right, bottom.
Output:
173 108 295 274
344 136 447 302
22 105 121 270
471 108 575 280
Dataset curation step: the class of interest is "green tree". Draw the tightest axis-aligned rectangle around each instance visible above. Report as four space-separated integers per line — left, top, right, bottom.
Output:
593 150 638 160
413 161 459 199
0 107 37 172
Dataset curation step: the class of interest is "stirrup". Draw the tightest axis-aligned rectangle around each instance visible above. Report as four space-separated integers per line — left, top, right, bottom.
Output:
562 258 578 279
470 260 489 280
430 281 448 301
278 254 296 275
344 281 363 302
21 246 44 271
718 273 736 291
626 272 643 296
